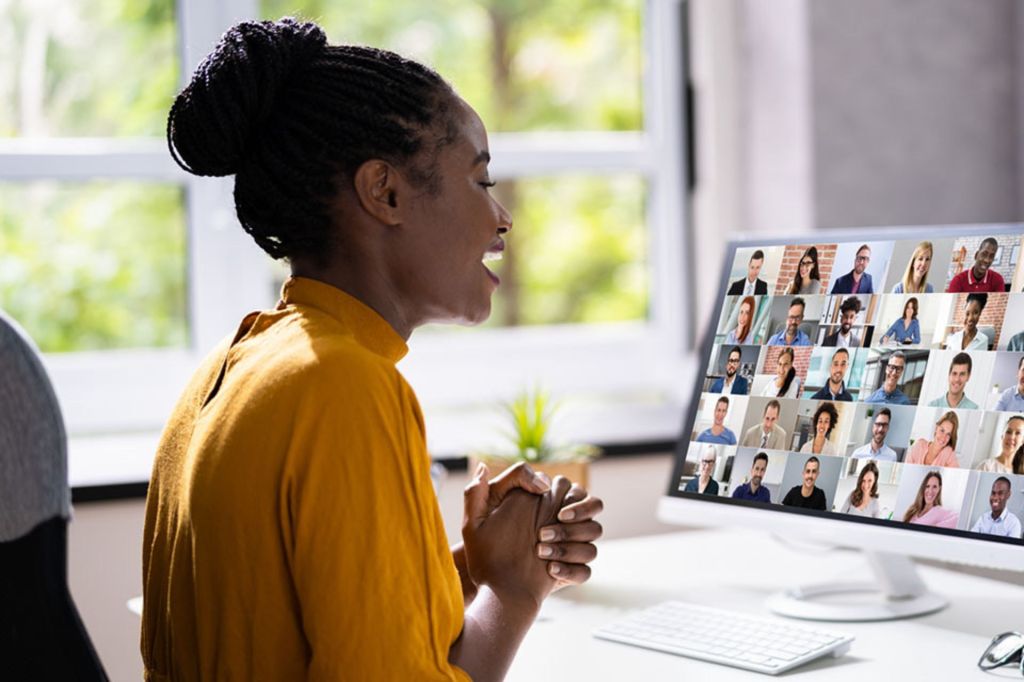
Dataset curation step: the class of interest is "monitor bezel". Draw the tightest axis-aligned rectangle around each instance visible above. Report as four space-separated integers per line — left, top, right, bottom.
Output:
663 223 1024 569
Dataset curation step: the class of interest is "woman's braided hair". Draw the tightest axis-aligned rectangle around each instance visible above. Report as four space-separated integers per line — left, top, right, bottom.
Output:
167 18 457 262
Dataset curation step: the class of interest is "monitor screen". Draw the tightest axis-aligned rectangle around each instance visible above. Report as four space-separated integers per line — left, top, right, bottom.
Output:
669 226 1024 548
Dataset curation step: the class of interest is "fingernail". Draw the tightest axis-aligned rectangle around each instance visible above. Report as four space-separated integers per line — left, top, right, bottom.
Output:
533 472 551 490
537 544 553 557
539 529 556 542
550 563 561 575
558 509 575 521
475 462 487 478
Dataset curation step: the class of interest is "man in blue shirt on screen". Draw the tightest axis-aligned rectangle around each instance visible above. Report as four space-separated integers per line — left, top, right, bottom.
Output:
766 298 813 347
731 452 772 503
994 356 1024 412
830 244 874 294
696 396 738 445
864 351 912 405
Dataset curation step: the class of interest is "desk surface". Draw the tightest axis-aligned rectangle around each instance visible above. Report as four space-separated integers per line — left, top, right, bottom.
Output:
509 528 1024 680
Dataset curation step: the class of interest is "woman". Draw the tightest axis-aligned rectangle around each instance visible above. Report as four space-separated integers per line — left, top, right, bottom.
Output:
683 446 720 495
903 471 959 528
142 19 603 680
881 297 921 345
839 461 881 518
725 296 757 345
905 411 960 467
760 346 801 398
892 241 935 294
786 246 822 295
945 293 989 351
799 402 840 455
976 415 1024 473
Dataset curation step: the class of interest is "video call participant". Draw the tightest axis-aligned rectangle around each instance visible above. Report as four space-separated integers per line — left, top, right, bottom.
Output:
945 293 989 351
725 296 757 345
927 352 978 410
684 447 720 496
839 460 881 518
760 346 801 399
696 396 738 445
851 408 898 461
728 250 769 295
766 298 812 347
782 457 827 510
947 237 1004 293
810 348 853 401
784 247 821 295
1005 328 1024 351
970 477 1022 538
994 357 1024 412
892 241 934 294
730 452 772 503
830 244 874 294
864 351 912 405
903 471 959 529
741 400 788 449
976 415 1024 474
906 411 960 467
822 297 863 348
880 297 920 345
799 402 840 456
709 346 749 394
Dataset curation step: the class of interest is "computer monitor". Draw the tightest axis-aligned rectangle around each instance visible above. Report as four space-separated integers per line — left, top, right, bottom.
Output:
659 224 1024 621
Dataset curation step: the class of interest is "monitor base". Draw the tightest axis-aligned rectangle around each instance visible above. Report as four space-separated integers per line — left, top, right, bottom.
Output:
765 550 948 622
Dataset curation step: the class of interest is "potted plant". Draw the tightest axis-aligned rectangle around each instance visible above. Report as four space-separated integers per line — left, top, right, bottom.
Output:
471 386 601 488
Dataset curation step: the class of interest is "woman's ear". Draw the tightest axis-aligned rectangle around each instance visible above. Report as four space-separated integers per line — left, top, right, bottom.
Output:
352 159 403 225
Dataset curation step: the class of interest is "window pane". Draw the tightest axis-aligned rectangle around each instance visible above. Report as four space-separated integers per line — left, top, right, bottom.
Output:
487 174 648 326
259 0 643 132
0 182 188 352
0 0 177 137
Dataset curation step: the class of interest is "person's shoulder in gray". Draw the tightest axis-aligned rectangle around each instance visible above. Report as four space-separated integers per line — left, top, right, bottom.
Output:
1007 331 1024 352
0 311 71 542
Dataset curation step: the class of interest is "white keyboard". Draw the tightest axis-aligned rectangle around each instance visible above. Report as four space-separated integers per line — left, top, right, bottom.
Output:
592 601 854 675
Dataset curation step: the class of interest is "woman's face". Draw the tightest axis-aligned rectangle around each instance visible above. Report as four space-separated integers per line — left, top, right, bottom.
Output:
393 99 513 328
1002 419 1024 452
777 352 793 378
860 471 876 497
904 300 916 318
816 412 831 436
934 420 954 448
913 249 931 280
923 476 940 506
964 301 982 332
738 301 752 327
799 254 814 278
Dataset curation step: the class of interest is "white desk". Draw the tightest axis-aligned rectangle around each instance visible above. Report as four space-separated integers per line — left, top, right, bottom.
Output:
508 528 1024 680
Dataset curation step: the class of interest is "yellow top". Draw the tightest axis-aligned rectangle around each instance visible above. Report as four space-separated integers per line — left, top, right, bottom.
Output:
141 277 469 681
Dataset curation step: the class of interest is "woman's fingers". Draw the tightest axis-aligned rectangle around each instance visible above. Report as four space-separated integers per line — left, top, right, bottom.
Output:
556 493 604 523
537 520 603 544
536 541 598 564
547 561 592 586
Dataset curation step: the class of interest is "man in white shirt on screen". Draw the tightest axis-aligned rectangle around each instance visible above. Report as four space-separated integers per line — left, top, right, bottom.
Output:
971 477 1022 538
740 400 787 450
850 408 898 462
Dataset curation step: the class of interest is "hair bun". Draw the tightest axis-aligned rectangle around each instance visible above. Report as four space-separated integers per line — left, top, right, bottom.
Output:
167 18 326 177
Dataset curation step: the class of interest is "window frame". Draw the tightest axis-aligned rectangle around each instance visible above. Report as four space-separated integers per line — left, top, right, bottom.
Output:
0 0 692 484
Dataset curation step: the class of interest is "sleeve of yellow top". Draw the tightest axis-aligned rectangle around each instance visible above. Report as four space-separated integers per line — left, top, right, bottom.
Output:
283 359 470 681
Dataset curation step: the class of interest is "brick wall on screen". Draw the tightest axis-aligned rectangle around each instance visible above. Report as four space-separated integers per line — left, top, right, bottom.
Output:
946 235 1020 283
951 292 1007 345
775 244 838 294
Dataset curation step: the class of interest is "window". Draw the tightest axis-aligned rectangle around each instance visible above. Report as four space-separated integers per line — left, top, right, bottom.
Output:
1 0 688 485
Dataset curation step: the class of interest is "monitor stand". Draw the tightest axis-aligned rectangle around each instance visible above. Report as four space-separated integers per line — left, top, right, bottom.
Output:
764 550 947 622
